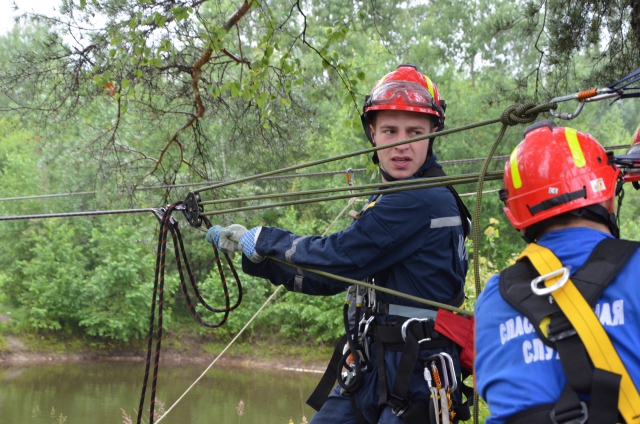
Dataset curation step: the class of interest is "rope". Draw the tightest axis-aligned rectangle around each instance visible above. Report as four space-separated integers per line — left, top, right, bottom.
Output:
195 118 504 193
199 171 502 206
200 172 503 217
469 101 558 423
154 284 284 424
136 206 244 424
0 208 157 221
0 145 629 205
154 196 359 423
321 197 360 236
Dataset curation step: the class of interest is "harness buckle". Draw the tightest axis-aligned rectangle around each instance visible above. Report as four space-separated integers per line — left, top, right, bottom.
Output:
388 394 409 417
531 266 571 296
550 401 588 424
401 318 433 344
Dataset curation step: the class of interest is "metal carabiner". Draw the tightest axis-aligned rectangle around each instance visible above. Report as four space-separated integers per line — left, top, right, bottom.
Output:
361 315 375 360
548 87 621 121
438 352 458 393
531 266 571 296
401 318 432 344
426 355 449 391
549 101 585 120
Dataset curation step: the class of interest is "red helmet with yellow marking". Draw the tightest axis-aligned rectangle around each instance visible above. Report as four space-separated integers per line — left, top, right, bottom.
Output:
501 120 619 232
361 64 446 144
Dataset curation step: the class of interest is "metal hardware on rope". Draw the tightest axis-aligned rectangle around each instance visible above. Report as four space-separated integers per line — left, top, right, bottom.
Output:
183 191 203 228
548 67 640 120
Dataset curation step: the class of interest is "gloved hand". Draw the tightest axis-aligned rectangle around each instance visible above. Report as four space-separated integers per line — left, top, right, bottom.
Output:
206 224 264 263
206 224 246 254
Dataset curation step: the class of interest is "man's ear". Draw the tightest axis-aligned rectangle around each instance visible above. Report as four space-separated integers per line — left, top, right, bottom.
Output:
369 122 376 145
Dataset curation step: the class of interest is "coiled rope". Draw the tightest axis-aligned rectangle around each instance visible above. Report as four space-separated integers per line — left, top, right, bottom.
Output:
135 203 243 424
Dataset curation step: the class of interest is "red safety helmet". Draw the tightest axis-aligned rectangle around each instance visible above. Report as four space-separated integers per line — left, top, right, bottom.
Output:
361 64 446 144
501 121 619 232
622 124 640 183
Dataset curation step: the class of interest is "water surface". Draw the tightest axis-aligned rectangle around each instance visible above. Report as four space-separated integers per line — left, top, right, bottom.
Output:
0 361 320 423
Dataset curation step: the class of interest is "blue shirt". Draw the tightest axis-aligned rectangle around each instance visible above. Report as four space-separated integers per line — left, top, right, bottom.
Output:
475 227 640 423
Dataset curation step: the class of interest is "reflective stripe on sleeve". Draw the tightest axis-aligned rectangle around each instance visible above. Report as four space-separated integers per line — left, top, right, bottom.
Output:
430 216 462 228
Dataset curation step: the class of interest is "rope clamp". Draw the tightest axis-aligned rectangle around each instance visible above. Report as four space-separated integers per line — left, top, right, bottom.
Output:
150 207 180 225
183 192 203 228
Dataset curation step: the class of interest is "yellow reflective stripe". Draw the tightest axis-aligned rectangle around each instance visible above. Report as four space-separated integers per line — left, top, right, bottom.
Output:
521 243 640 423
363 200 377 211
373 72 392 91
509 147 522 189
423 76 436 99
565 127 586 168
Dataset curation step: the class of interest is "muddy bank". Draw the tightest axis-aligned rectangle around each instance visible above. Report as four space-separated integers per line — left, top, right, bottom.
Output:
0 334 327 371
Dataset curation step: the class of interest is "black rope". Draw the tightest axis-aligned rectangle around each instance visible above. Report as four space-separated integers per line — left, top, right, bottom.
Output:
136 203 243 424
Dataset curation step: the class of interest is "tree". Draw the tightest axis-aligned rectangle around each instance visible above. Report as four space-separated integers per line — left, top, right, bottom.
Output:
491 0 640 99
0 0 380 194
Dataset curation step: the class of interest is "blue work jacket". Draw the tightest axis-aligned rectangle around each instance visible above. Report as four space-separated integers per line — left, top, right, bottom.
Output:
475 227 640 423
242 155 468 309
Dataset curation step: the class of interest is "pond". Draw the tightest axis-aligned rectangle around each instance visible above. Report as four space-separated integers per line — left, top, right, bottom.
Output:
0 361 321 424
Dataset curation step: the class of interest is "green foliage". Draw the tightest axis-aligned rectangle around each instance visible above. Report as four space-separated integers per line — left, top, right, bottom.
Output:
77 221 163 341
16 220 88 331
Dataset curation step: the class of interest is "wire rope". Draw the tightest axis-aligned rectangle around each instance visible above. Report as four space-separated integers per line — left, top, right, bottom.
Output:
199 171 502 206
0 145 629 204
200 173 503 217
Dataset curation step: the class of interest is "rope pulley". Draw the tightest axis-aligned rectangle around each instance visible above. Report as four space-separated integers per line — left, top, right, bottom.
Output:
183 191 203 228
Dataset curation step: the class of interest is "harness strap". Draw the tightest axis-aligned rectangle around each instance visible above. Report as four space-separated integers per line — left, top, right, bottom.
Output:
306 334 348 411
522 242 640 424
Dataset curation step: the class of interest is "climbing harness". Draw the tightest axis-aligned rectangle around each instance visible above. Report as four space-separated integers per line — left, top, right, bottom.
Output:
498 239 640 423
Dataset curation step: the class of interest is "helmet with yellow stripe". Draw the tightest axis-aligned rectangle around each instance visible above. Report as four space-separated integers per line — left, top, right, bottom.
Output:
500 120 620 238
361 64 446 145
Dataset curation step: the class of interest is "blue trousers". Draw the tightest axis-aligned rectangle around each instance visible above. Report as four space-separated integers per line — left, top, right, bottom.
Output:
309 385 406 424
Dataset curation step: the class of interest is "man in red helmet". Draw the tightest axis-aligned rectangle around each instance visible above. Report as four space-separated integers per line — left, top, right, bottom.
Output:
207 65 472 423
475 120 640 423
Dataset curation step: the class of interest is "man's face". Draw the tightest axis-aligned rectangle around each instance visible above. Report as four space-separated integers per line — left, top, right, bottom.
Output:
369 110 437 181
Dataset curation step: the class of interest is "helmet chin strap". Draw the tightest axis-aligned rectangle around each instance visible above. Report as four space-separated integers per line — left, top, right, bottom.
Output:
522 204 620 243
